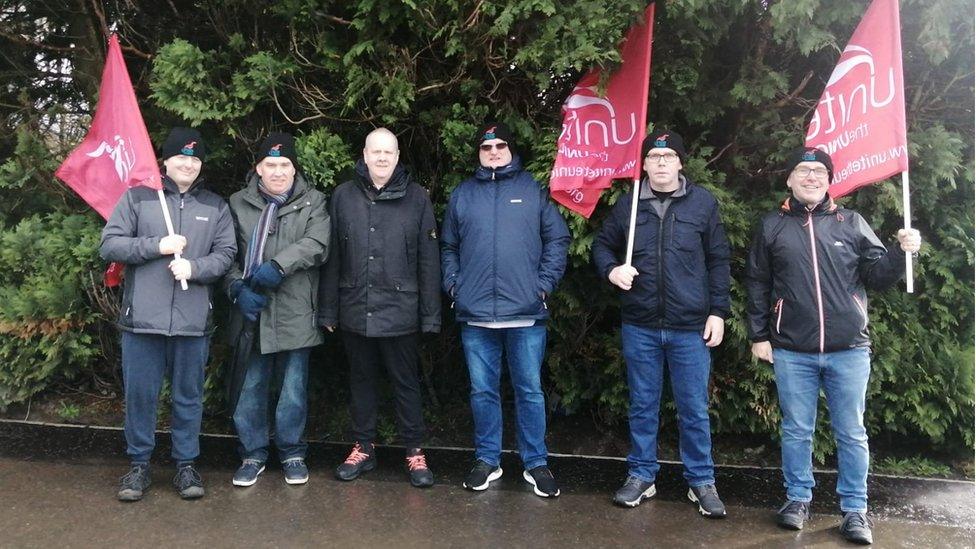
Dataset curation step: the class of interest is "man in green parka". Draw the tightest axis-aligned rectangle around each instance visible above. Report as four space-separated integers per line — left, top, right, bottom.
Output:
223 132 330 487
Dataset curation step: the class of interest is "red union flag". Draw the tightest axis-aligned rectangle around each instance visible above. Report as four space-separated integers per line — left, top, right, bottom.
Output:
549 3 655 217
56 34 160 220
805 0 908 198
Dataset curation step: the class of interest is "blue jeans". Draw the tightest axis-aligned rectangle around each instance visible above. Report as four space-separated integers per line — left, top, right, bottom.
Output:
773 347 871 513
233 347 311 462
121 331 209 463
461 324 548 470
621 324 715 486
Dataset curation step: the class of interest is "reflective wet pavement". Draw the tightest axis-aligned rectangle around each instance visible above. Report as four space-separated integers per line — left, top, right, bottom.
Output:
1 421 972 547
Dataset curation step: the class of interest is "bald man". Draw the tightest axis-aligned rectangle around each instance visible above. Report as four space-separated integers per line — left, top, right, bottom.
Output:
319 128 440 487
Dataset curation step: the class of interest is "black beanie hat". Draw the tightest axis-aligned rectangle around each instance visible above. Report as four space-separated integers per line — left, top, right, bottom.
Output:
787 146 834 182
256 132 300 171
475 121 518 157
641 129 686 161
161 127 206 162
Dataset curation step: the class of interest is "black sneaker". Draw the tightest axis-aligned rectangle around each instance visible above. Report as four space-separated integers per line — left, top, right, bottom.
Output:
405 448 434 488
335 442 376 481
776 500 811 530
462 459 503 491
232 459 266 487
612 475 656 508
117 463 151 502
688 484 726 518
523 466 560 498
839 511 874 545
173 464 204 499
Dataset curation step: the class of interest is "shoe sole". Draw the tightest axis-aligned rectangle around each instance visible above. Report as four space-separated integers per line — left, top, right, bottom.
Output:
117 489 146 502
232 465 266 487
178 487 205 499
409 476 435 488
463 467 503 491
285 475 309 485
687 488 727 519
777 517 804 531
335 460 376 481
522 470 560 498
613 484 656 508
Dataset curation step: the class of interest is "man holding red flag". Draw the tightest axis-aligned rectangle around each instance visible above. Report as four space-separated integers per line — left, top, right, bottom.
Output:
101 128 237 501
592 129 730 516
746 147 921 544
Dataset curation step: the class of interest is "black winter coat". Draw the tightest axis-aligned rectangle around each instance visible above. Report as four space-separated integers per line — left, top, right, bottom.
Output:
592 175 731 330
318 161 441 337
745 196 904 353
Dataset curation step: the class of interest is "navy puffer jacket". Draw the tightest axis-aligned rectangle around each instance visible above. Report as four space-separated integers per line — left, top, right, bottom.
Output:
441 157 570 323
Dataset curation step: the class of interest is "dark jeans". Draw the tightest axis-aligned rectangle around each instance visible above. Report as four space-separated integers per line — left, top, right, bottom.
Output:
621 324 716 486
232 347 311 462
121 331 209 463
341 331 426 446
460 323 549 470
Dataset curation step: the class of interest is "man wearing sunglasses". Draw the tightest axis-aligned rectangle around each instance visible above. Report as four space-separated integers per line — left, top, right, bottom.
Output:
592 129 731 517
746 147 921 544
441 121 570 497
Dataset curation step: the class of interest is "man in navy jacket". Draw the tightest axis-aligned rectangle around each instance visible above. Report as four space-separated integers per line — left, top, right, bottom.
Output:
441 122 570 497
593 129 730 517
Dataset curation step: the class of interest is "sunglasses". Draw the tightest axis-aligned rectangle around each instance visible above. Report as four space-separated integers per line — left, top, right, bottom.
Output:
480 142 509 152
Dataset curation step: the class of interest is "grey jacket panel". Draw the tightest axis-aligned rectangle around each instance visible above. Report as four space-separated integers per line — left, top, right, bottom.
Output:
224 172 330 354
100 178 237 336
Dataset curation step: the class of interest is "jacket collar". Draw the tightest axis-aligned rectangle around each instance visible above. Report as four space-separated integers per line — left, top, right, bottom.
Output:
639 173 690 200
355 159 409 201
242 170 310 208
781 194 837 215
161 174 203 195
474 155 523 182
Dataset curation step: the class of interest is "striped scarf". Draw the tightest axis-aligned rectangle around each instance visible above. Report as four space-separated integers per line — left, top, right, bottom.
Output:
243 181 293 279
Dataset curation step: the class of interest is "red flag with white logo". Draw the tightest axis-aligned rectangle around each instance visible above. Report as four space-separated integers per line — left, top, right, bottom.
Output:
804 0 908 198
55 34 161 220
549 3 655 217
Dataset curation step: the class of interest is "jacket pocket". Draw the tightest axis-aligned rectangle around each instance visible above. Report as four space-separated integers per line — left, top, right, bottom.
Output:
851 294 868 331
774 298 784 334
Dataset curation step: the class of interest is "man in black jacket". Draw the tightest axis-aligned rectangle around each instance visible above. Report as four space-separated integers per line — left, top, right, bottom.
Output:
319 128 440 487
101 127 237 501
593 130 730 517
746 147 921 544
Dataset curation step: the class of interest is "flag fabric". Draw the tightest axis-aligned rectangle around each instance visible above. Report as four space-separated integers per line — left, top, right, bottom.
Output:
804 0 908 198
55 34 160 220
549 3 655 217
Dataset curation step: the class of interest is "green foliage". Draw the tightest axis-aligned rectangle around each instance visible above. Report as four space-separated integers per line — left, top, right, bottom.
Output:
2 0 973 458
873 456 954 478
0 214 103 408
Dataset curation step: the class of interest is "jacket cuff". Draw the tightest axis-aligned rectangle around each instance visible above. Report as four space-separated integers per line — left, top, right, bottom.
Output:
317 312 338 327
421 320 441 334
708 308 729 320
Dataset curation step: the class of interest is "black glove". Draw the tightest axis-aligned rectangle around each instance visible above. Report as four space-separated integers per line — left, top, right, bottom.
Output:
229 279 245 300
250 261 285 290
236 286 268 322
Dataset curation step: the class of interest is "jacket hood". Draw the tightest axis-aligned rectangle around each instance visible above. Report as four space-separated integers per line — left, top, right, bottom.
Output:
354 159 410 200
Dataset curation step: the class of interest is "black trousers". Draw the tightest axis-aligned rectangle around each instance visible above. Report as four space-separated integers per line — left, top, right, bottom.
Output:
341 331 426 446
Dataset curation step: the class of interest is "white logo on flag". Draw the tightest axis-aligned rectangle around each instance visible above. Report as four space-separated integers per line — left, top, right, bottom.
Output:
559 86 638 148
86 134 136 184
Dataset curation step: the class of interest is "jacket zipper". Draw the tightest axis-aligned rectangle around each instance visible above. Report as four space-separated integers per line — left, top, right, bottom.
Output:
852 294 868 330
491 182 498 321
655 207 669 325
775 298 784 334
805 211 826 353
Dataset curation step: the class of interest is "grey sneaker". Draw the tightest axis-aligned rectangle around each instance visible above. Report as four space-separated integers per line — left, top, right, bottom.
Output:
233 459 266 487
688 484 726 518
612 475 656 508
839 511 874 545
777 500 811 530
173 464 204 499
283 457 309 485
117 463 151 502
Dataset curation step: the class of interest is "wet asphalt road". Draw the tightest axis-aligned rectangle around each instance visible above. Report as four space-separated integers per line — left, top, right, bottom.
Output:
0 421 972 548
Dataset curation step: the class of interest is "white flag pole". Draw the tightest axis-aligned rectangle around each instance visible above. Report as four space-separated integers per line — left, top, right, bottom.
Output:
901 171 914 293
624 177 641 266
157 189 189 291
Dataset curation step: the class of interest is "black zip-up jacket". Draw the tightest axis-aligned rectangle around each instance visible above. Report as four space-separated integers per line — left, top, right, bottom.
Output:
592 175 731 330
745 196 904 353
318 161 441 337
